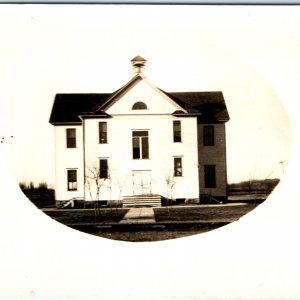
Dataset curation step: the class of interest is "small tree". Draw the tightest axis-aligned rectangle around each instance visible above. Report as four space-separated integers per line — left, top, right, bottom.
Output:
116 179 125 202
85 165 109 218
29 181 35 190
113 174 128 211
165 173 176 212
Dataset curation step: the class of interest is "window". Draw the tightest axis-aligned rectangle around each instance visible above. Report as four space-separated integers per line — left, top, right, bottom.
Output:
204 165 216 188
173 120 181 142
132 131 149 159
203 125 214 146
99 159 108 179
174 157 183 177
99 122 107 144
66 128 76 148
67 169 77 191
132 102 147 110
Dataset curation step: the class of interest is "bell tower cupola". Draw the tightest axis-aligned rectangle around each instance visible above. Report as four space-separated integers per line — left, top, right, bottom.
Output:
131 55 147 77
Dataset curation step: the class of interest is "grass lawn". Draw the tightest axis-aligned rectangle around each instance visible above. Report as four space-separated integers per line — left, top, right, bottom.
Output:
84 225 223 242
154 204 259 222
44 208 129 224
43 203 260 242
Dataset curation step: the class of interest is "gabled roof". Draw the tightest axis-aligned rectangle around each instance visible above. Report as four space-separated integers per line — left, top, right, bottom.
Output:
95 74 187 113
95 75 143 112
168 92 230 122
49 93 111 124
49 85 229 125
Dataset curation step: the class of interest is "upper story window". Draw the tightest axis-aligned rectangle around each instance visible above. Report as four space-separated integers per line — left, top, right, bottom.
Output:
132 102 147 110
99 122 107 144
66 128 76 148
132 131 149 159
173 120 181 142
203 125 214 146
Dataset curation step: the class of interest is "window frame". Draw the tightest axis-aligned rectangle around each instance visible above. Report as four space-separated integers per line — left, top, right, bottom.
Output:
99 122 108 144
132 131 149 159
66 128 76 148
173 120 182 143
174 157 183 177
67 169 77 191
204 165 216 188
203 125 215 146
99 159 108 179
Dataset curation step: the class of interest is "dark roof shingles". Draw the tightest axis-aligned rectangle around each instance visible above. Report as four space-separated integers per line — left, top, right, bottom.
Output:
167 91 229 122
49 93 111 124
50 90 229 124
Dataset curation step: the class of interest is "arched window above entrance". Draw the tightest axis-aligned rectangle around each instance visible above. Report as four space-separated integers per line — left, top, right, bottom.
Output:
132 102 147 110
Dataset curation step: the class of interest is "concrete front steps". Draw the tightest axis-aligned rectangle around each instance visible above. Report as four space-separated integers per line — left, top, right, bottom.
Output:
123 195 161 207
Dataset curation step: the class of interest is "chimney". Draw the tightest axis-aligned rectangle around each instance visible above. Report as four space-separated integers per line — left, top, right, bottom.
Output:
131 55 147 77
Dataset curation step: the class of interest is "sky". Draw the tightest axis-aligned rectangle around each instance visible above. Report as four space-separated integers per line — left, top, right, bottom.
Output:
0 5 294 185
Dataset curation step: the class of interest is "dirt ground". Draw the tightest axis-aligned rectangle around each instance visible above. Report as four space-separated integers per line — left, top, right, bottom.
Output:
86 229 214 242
44 203 259 242
80 223 225 242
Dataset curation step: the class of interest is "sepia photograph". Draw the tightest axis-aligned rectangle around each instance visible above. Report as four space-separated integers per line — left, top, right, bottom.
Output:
0 4 299 299
43 51 288 242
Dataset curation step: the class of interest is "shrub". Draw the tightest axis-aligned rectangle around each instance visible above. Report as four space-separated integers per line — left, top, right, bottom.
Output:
19 182 28 190
38 182 48 190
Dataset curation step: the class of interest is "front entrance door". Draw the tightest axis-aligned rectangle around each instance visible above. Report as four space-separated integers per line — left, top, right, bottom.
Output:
132 171 152 195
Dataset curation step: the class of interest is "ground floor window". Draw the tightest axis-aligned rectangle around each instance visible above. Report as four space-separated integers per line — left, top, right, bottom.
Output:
67 169 77 191
99 159 108 179
204 165 216 188
174 157 183 177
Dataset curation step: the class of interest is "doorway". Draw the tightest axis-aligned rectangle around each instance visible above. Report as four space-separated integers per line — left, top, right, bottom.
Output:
132 170 152 195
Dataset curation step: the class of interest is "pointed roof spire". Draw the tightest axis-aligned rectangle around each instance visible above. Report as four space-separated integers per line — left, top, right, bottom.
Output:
131 55 147 77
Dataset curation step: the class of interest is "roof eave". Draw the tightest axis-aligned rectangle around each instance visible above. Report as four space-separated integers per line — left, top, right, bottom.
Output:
50 121 82 126
218 117 230 122
172 112 202 117
79 114 112 120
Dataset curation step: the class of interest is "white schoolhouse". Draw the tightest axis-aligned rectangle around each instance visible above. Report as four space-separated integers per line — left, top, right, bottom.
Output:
49 56 230 207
